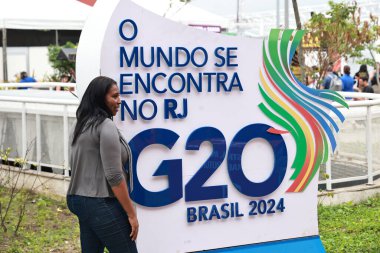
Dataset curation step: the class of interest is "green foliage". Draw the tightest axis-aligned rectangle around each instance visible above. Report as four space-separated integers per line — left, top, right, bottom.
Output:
357 58 377 67
47 41 76 81
0 192 80 253
0 148 11 160
1 190 379 252
357 43 380 67
319 195 380 253
303 1 380 78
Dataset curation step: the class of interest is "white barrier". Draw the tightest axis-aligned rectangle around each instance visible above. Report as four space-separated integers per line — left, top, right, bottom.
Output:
324 92 380 190
0 82 76 90
0 89 78 178
0 90 379 193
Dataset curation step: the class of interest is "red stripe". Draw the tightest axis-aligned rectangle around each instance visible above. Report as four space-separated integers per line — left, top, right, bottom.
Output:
77 0 96 6
267 127 289 135
262 60 322 192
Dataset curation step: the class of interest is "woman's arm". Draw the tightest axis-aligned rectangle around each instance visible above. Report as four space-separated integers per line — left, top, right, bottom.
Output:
99 119 139 240
112 180 139 241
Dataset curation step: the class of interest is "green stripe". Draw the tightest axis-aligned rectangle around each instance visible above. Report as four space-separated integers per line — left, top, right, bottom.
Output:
280 29 294 71
259 84 306 179
305 128 327 188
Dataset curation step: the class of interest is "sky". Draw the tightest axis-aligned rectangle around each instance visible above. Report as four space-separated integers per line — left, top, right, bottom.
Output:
190 0 332 17
142 0 379 18
134 0 379 30
199 0 379 68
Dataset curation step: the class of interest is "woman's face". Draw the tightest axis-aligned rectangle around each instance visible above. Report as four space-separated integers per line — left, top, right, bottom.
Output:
105 84 121 116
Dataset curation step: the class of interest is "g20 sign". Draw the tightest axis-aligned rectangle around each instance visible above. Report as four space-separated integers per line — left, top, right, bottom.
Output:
77 0 347 252
129 124 287 207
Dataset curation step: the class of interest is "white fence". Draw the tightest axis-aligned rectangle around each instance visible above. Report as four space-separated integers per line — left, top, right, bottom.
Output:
321 92 380 190
0 82 76 91
0 89 379 192
0 89 78 177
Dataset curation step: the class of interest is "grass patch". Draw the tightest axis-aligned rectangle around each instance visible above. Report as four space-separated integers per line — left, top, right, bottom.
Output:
1 191 379 252
0 191 80 253
319 195 380 253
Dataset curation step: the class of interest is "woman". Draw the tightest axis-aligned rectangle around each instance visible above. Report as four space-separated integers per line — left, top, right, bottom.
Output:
67 76 138 253
354 64 369 82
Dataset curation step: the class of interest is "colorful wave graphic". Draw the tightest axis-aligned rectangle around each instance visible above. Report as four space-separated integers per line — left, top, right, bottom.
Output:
258 29 348 192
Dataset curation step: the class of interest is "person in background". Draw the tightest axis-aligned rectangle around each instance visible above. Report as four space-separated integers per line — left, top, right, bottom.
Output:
67 76 138 253
18 71 36 89
369 62 380 94
354 64 369 82
358 76 374 94
310 65 320 89
19 71 37 83
354 76 374 101
341 65 355 92
69 68 76 83
305 74 316 89
319 66 340 90
56 74 70 91
61 74 69 83
369 62 379 83
319 66 332 89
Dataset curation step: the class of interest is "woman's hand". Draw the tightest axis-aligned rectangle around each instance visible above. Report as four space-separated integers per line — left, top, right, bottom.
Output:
111 180 139 241
128 216 139 241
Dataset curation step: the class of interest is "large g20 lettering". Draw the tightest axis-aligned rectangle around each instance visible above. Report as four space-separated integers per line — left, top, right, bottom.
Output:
128 124 288 207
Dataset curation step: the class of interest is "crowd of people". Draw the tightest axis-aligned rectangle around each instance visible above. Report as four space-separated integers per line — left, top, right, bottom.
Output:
15 64 380 98
306 63 380 98
16 69 76 91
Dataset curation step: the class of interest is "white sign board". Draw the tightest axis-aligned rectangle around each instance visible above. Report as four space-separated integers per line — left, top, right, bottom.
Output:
77 0 347 252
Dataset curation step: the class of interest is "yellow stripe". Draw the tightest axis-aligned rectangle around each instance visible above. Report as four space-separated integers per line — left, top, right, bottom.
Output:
259 70 315 192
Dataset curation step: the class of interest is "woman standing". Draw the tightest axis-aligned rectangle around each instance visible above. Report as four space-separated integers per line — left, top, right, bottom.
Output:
67 76 138 253
354 64 369 82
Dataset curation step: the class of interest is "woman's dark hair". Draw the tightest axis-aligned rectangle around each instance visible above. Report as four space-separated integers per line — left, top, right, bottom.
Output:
359 64 368 73
343 65 350 75
72 76 117 145
20 71 27 79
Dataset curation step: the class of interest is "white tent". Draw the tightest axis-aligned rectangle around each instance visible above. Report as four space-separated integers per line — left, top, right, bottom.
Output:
0 0 91 30
0 0 92 81
0 0 229 30
0 0 230 81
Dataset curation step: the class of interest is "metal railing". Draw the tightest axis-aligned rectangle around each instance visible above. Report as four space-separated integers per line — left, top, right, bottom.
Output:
0 92 78 177
0 90 379 191
319 92 380 190
0 82 76 91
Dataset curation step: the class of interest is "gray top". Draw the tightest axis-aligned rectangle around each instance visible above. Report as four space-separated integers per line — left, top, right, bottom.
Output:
67 118 129 197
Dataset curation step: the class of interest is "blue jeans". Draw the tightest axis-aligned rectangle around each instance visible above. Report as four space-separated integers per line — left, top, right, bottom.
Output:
67 195 138 253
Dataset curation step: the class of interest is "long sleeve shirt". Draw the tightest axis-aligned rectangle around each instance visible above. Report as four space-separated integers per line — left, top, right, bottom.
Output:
67 118 129 197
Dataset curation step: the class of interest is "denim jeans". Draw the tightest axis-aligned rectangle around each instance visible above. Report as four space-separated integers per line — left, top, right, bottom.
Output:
67 195 138 253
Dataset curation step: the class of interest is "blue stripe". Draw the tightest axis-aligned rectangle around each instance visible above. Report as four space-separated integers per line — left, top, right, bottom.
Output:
201 236 326 253
263 48 337 149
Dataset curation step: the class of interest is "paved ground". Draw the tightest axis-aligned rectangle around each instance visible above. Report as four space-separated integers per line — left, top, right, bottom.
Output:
321 160 368 179
319 158 380 189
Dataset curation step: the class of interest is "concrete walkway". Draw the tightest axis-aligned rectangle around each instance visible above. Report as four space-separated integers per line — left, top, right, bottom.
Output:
318 177 380 205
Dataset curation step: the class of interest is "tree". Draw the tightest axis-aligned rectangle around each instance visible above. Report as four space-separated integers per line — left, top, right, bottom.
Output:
47 41 76 81
303 1 380 83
